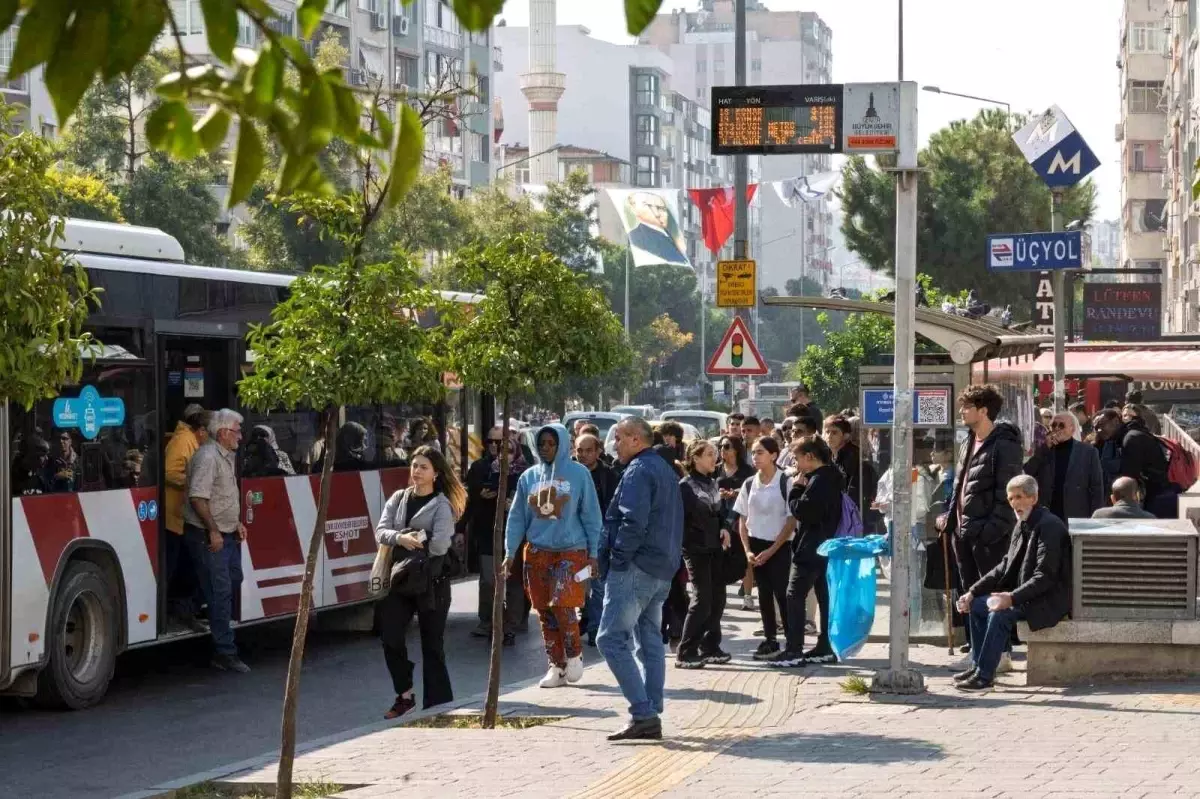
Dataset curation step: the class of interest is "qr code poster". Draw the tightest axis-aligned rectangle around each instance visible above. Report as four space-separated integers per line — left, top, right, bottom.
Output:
915 388 951 427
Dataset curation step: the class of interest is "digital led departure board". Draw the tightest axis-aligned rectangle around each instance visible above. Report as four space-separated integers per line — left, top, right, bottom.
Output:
711 85 844 156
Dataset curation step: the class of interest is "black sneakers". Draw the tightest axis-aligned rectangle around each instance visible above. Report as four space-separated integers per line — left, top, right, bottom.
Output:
701 649 732 665
955 675 994 692
675 652 706 669
802 648 837 665
211 653 250 673
952 667 978 683
765 648 808 668
752 640 781 660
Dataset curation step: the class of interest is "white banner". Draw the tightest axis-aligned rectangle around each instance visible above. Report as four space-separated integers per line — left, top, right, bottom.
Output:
772 170 842 207
605 188 691 269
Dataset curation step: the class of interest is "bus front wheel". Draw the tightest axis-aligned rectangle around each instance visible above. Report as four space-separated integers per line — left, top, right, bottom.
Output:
36 561 119 709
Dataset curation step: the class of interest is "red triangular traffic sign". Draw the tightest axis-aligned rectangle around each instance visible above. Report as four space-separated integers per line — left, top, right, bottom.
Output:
706 317 768 376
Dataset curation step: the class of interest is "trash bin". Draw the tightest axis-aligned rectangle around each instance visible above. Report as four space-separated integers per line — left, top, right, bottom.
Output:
816 534 889 660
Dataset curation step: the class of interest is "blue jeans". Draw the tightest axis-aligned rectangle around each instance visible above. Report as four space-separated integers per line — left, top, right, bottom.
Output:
584 574 605 638
596 565 671 722
184 524 243 656
969 595 1023 681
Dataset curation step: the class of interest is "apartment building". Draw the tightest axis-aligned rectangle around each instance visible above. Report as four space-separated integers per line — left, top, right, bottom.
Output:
168 0 497 191
1089 219 1122 270
1163 0 1200 332
639 1 834 292
0 26 56 134
494 23 751 281
1117 0 1170 298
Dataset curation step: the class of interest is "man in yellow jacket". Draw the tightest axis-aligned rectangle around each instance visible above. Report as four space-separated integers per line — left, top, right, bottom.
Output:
165 405 210 632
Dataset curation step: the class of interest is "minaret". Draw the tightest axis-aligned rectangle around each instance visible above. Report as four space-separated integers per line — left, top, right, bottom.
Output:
520 0 564 185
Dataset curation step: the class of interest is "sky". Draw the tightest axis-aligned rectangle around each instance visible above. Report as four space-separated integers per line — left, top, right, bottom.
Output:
498 0 1126 222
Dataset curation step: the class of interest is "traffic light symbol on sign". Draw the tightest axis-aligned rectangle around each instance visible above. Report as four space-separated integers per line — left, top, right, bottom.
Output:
731 334 744 367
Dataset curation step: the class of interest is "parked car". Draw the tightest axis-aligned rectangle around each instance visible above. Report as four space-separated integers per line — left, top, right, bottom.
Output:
659 409 728 441
610 404 659 420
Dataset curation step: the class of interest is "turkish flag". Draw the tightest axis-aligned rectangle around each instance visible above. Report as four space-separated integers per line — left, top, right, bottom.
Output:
688 185 758 255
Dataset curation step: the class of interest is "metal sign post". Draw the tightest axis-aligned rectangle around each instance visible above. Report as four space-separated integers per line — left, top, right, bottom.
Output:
872 81 924 696
1010 106 1099 413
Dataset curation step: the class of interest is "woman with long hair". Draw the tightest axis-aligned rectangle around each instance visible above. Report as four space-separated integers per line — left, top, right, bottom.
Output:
676 439 732 668
375 445 466 719
717 435 755 610
732 436 796 661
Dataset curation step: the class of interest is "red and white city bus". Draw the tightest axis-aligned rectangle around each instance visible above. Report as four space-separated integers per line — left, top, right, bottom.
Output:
0 220 485 708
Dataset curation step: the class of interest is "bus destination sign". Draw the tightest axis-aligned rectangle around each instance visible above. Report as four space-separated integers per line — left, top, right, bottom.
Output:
711 84 844 156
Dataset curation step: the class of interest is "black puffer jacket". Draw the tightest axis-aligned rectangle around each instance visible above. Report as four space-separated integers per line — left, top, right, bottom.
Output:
680 471 723 553
1117 417 1169 504
949 421 1023 559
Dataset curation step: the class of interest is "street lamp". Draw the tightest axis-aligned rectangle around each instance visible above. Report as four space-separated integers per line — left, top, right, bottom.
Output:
922 85 1011 116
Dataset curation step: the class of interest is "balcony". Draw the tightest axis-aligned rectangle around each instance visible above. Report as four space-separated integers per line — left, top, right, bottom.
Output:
424 24 462 52
1126 168 1168 200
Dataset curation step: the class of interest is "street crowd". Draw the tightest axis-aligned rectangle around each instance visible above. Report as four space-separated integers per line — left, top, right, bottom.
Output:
165 382 1192 740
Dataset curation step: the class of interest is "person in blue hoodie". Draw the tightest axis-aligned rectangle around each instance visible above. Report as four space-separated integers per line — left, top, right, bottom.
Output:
504 423 603 689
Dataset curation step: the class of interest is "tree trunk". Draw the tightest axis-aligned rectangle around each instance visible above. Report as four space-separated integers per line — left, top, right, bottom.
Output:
482 394 512 729
276 408 338 799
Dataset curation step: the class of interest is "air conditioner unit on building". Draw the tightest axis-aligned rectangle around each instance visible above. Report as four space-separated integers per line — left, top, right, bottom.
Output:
370 11 386 29
394 15 409 35
350 69 367 86
1115 122 1123 142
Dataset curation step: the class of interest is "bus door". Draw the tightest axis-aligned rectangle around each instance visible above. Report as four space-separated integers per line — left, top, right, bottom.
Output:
157 335 238 636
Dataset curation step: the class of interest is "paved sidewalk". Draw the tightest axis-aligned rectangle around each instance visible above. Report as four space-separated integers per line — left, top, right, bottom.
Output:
146 597 1200 799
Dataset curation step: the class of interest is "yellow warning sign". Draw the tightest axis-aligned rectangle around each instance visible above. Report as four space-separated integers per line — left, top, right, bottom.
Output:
716 259 756 308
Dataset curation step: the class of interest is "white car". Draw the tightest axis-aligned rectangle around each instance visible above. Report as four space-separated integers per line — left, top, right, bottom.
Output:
610 404 659 420
659 410 728 441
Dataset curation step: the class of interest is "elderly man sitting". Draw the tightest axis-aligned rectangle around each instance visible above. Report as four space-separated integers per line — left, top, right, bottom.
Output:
954 474 1072 692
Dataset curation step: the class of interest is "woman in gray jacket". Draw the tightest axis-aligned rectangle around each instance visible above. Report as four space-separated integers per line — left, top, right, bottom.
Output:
376 445 466 719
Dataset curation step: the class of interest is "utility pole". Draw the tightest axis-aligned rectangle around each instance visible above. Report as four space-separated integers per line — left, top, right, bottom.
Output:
873 0 924 695
733 0 752 399
1051 190 1066 412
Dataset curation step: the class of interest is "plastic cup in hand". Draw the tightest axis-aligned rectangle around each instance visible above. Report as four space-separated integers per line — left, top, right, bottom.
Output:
986 595 1002 611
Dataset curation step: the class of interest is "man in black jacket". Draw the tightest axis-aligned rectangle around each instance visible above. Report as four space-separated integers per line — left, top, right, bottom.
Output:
1092 476 1157 519
576 433 619 644
954 474 1071 691
1022 411 1105 525
1094 410 1170 515
939 385 1024 595
467 427 522 644
771 437 843 667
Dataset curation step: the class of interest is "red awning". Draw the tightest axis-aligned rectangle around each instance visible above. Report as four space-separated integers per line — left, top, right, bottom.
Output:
982 347 1200 378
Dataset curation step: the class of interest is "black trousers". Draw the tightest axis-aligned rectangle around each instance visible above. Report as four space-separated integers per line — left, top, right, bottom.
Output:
661 562 689 641
679 550 727 657
379 577 453 709
749 537 790 643
786 557 830 654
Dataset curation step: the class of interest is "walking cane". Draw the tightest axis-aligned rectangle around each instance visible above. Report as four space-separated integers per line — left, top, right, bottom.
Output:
941 528 953 655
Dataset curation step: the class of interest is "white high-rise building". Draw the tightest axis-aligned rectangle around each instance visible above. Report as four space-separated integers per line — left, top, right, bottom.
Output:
639 1 833 292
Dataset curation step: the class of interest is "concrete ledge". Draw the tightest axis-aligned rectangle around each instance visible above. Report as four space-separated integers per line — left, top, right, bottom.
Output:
1018 620 1200 685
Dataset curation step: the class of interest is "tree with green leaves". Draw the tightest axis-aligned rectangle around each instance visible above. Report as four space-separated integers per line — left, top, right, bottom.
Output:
233 80 426 798
47 165 124 222
3 0 667 211
790 278 966 412
839 109 1096 312
0 118 100 409
446 232 627 729
543 170 600 273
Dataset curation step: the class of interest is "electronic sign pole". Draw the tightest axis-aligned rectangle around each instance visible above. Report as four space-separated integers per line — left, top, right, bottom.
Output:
733 0 750 395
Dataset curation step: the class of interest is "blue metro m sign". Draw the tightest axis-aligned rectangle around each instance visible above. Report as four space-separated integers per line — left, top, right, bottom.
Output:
1012 105 1099 189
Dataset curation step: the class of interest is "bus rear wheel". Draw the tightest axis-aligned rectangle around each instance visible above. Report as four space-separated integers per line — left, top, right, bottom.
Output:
36 561 118 709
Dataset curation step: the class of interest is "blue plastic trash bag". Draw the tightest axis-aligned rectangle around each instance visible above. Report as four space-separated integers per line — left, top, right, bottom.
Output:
816 534 889 660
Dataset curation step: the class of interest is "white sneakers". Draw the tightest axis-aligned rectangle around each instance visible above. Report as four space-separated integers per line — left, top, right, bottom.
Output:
539 666 567 688
742 595 757 611
995 652 1014 674
541 655 584 688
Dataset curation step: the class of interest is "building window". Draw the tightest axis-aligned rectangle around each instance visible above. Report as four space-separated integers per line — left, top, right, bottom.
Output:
635 73 659 107
326 0 349 16
170 0 205 34
636 114 659 147
236 12 255 47
1128 80 1164 113
0 26 13 73
750 58 761 72
395 54 418 88
1129 21 1167 55
697 59 706 72
636 155 658 187
1132 142 1147 171
662 165 672 185
515 165 530 185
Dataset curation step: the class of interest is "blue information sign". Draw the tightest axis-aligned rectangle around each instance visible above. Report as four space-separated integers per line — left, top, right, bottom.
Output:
51 385 126 440
986 231 1083 272
861 387 952 428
